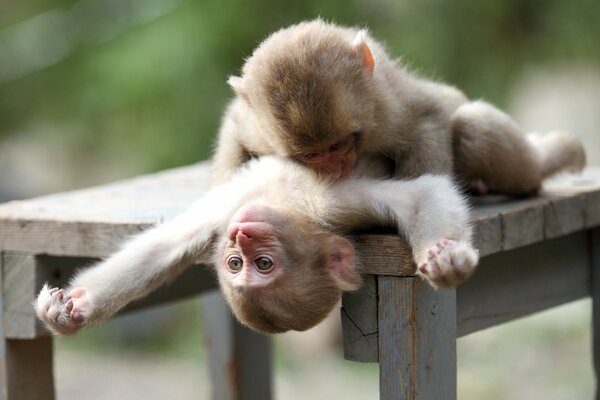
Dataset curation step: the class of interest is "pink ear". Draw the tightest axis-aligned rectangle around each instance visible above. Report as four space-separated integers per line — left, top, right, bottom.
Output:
327 236 361 291
227 76 246 96
352 30 374 76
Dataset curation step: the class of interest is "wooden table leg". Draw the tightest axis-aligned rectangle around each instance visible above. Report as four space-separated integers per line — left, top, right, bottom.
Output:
591 228 600 400
0 338 54 400
0 252 54 400
378 276 456 400
200 291 272 400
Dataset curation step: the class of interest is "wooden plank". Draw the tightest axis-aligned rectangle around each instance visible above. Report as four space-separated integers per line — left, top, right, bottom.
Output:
543 194 585 239
1 253 48 339
585 191 600 228
0 220 152 259
200 291 272 400
355 235 415 276
0 253 54 400
457 231 591 337
1 338 54 400
591 228 600 400
378 276 456 400
473 212 502 257
0 163 212 258
500 198 546 251
341 275 378 362
0 162 212 224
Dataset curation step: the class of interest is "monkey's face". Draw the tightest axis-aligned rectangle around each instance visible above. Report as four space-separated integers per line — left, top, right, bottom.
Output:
230 20 377 180
215 204 362 333
251 63 375 181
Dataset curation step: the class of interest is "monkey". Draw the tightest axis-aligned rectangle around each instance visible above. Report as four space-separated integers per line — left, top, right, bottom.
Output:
213 19 586 193
35 156 478 335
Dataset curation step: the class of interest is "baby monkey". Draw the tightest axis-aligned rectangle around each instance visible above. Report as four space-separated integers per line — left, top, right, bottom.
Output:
36 157 477 335
214 19 586 191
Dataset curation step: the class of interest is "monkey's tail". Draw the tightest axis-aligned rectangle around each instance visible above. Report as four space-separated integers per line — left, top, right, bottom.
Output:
526 131 587 179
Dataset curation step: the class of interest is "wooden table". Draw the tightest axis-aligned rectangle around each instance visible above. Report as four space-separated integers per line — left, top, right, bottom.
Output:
0 163 599 400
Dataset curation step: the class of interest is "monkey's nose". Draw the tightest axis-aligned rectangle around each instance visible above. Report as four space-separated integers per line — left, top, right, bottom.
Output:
236 230 252 240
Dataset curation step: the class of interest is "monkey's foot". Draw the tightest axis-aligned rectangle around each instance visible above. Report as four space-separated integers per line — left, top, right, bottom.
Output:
417 239 479 288
35 284 90 336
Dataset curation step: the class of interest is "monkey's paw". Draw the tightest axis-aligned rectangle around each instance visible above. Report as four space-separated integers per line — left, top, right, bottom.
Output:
417 239 479 288
35 284 90 336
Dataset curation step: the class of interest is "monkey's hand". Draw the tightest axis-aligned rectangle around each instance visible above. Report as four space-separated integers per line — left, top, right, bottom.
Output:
416 239 478 288
35 284 91 336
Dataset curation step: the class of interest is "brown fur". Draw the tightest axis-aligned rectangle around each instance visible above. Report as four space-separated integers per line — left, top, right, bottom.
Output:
214 19 586 193
214 205 359 333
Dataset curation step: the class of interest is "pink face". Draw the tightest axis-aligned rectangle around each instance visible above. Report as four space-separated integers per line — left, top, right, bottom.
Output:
295 133 359 179
221 205 288 288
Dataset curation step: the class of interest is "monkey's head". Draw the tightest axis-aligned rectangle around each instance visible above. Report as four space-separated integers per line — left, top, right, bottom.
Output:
215 203 362 333
229 20 378 180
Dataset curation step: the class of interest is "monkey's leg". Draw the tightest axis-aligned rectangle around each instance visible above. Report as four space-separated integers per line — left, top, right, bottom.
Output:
451 101 586 195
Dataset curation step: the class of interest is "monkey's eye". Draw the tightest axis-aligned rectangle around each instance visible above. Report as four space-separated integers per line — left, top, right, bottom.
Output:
329 132 360 153
227 256 243 272
255 257 274 273
298 152 323 164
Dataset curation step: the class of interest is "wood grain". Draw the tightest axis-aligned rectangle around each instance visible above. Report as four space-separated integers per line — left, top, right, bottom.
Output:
0 165 599 276
354 236 415 276
590 227 600 400
341 275 378 362
2 338 54 400
378 276 456 400
457 231 590 337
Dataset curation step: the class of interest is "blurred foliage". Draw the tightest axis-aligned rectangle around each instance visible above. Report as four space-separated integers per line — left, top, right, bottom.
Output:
0 0 599 172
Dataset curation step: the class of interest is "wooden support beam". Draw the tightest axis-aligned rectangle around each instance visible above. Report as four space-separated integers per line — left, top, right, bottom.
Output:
457 231 591 336
591 228 600 400
342 275 378 362
378 276 456 400
0 253 54 400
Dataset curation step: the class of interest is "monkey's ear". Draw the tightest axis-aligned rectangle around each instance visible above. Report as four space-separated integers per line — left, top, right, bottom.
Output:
228 76 248 98
352 30 374 77
327 236 362 291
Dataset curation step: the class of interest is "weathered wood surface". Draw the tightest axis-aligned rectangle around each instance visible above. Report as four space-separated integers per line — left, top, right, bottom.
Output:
0 162 213 258
342 230 593 363
0 338 54 400
378 276 456 400
341 275 378 362
1 166 598 275
457 230 591 336
591 228 600 400
0 253 54 400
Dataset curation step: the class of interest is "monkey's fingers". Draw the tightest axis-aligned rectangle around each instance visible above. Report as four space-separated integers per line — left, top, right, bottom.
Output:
35 283 86 336
417 239 479 288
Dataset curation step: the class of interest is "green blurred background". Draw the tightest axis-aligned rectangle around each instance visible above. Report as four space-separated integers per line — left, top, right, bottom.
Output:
1 0 599 398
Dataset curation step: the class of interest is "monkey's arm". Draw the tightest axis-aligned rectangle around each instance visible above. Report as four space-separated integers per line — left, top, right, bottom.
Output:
35 187 233 335
332 175 478 287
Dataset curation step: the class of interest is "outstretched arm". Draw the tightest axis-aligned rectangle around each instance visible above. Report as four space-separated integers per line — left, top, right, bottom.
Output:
35 187 235 335
330 175 478 287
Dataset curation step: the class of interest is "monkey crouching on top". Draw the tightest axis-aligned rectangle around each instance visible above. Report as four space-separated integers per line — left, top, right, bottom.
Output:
214 19 586 191
36 157 477 335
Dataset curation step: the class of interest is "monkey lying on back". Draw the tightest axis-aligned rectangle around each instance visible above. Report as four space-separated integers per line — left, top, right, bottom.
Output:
214 19 586 191
36 157 477 335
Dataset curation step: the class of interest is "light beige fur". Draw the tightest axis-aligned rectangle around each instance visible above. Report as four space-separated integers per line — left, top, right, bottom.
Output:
214 19 586 194
35 157 477 335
